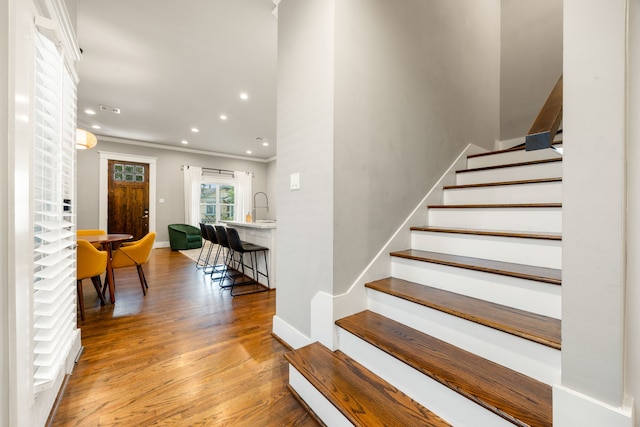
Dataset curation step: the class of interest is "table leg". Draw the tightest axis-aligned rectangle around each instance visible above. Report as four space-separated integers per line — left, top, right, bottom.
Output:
102 244 116 303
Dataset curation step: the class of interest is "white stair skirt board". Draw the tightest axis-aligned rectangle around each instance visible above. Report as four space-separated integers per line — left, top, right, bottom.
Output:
288 367 353 427
366 289 561 385
456 162 563 186
411 230 562 269
391 257 561 319
336 329 514 427
466 146 563 169
443 180 562 205
427 206 562 233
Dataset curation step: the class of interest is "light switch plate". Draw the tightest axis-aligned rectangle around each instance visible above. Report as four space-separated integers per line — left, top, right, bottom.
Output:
290 172 300 190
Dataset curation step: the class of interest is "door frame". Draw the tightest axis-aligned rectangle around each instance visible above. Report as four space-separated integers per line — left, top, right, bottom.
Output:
98 151 157 236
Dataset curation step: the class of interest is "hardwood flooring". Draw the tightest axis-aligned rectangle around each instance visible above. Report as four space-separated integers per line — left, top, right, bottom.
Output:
50 248 318 426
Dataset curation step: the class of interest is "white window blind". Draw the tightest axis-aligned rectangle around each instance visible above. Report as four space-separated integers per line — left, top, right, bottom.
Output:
32 30 77 392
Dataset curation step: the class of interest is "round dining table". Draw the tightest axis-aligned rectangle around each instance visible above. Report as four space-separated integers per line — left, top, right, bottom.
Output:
78 233 133 303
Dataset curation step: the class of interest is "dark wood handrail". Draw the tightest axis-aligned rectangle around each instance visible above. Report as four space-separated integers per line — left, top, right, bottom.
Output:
525 75 563 151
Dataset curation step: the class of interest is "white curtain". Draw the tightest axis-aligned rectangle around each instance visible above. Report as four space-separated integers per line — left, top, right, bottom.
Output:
183 166 202 226
234 171 253 221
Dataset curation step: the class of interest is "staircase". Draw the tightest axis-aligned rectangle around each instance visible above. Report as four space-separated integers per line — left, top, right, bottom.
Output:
285 143 563 426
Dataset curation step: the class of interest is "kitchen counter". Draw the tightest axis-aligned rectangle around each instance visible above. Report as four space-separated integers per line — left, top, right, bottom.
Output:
223 220 276 229
222 221 277 288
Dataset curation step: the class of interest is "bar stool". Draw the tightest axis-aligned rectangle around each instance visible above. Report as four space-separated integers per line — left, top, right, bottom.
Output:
196 223 211 270
213 225 242 287
225 227 270 296
204 224 224 277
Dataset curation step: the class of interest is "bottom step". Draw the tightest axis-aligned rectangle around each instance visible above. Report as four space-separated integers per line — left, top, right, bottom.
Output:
285 342 451 427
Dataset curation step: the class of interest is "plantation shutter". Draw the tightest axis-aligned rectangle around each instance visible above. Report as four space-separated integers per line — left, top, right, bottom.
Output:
32 30 78 392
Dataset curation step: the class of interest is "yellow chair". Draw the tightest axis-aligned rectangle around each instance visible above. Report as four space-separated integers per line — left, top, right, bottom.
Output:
78 229 106 249
111 232 156 295
76 239 107 321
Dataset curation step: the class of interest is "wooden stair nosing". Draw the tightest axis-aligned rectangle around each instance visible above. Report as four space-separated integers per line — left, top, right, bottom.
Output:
390 249 562 285
365 277 561 349
285 342 452 427
409 226 562 241
336 311 552 427
467 141 563 159
443 177 562 190
427 203 562 209
456 157 562 174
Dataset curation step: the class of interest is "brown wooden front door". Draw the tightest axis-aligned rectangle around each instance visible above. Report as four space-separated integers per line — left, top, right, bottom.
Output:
108 160 149 240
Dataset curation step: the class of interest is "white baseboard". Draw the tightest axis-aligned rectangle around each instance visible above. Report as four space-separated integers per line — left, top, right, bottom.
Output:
272 315 312 350
553 384 634 426
494 136 525 150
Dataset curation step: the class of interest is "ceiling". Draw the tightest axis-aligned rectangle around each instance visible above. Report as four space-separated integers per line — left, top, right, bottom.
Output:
76 0 279 160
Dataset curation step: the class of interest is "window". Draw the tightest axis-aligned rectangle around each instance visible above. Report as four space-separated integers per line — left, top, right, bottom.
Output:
200 178 234 223
32 30 78 392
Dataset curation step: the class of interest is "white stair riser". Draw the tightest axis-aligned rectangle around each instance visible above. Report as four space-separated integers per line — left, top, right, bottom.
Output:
467 146 563 169
443 181 562 205
391 257 561 318
288 367 353 427
337 329 514 427
367 289 561 385
428 207 562 233
456 162 562 185
411 231 562 269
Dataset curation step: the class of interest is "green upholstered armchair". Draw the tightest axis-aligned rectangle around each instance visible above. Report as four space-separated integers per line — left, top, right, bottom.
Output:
168 224 203 250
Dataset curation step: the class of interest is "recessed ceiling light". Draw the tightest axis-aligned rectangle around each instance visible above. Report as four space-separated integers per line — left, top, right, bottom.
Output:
91 125 101 130
85 109 96 115
191 127 199 133
181 140 189 145
240 92 249 100
220 114 227 120
262 142 269 147
246 150 252 155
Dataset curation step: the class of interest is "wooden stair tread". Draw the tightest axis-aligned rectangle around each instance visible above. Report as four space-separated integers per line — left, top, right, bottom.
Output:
428 203 561 209
336 310 552 427
285 342 451 427
467 141 563 158
443 177 562 190
390 249 562 285
366 277 561 349
457 157 562 174
409 226 562 241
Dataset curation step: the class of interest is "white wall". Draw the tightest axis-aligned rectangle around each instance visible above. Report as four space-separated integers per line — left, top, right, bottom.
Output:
332 0 500 294
1 0 9 424
275 0 500 340
265 159 277 220
557 0 634 425
276 0 336 338
500 0 563 140
76 138 272 244
627 0 640 422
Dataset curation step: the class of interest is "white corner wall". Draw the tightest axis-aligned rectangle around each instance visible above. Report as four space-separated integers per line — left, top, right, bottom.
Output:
275 0 336 340
274 0 501 342
500 0 563 140
1 0 10 425
332 0 500 295
627 0 640 423
558 0 634 425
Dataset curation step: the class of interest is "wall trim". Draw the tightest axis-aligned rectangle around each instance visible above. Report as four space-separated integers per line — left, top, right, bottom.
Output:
97 134 275 163
272 315 312 350
553 384 634 426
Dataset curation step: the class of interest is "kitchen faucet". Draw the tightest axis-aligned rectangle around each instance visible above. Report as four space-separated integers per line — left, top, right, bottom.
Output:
252 192 269 221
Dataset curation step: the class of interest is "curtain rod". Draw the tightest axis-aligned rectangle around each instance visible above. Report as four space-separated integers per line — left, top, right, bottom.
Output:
181 165 235 175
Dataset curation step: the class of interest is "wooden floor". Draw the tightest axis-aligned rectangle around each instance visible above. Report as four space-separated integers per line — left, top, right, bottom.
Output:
50 248 319 427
